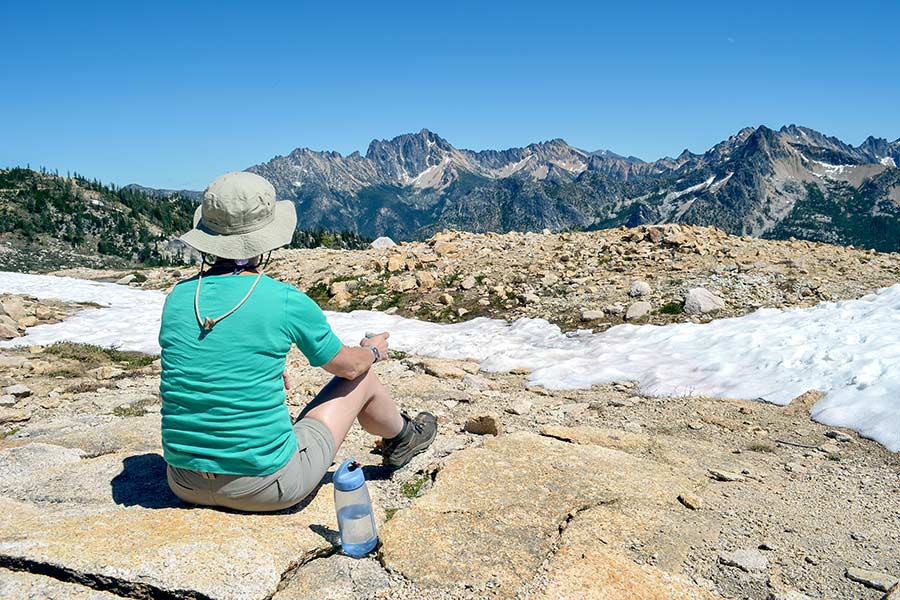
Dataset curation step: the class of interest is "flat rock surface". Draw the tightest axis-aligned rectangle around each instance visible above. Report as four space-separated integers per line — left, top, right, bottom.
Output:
528 507 720 599
0 569 128 599
274 554 391 600
380 431 697 597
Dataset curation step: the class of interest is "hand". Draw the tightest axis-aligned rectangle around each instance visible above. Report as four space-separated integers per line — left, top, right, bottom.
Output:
360 331 390 362
282 370 291 390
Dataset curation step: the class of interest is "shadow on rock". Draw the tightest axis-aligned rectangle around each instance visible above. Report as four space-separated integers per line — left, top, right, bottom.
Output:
110 453 182 509
309 523 340 546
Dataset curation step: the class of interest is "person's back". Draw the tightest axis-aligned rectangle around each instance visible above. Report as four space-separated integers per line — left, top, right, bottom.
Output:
160 273 339 476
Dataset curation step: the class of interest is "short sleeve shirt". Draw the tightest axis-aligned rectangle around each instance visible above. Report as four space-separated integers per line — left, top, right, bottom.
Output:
159 274 342 475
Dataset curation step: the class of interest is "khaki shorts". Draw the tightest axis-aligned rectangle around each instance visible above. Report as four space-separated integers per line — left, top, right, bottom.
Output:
166 417 336 512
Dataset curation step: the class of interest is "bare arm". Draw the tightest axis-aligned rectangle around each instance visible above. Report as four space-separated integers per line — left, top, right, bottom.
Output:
321 332 390 380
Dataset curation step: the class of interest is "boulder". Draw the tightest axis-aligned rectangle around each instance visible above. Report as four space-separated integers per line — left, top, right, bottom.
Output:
417 359 467 380
683 288 725 315
845 567 899 592
2 383 32 398
369 236 396 249
507 399 532 416
386 254 406 272
459 275 477 290
0 298 26 322
625 301 651 321
629 280 652 297
415 271 436 289
0 408 31 425
580 309 605 321
115 274 136 285
0 320 18 340
89 366 125 380
464 413 502 436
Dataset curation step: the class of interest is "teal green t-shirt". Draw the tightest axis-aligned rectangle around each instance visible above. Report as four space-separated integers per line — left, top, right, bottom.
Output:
159 274 343 476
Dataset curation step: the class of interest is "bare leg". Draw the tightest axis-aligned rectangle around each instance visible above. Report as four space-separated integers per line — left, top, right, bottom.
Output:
298 369 404 448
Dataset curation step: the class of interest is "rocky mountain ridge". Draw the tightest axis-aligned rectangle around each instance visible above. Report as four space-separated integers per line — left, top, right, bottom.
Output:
242 125 900 248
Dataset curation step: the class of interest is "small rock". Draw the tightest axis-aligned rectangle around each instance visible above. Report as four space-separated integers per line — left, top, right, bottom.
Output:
708 469 745 482
0 322 18 339
89 366 125 380
0 394 16 406
465 414 502 436
34 305 52 320
850 531 868 541
629 280 652 297
439 293 454 306
604 303 626 316
507 399 533 416
683 287 725 315
0 407 32 424
386 254 406 272
845 567 899 592
370 236 396 249
115 274 137 285
825 430 853 443
607 398 636 408
625 301 651 321
415 271 436 289
459 275 477 290
677 493 703 510
817 442 841 455
18 316 38 328
418 359 467 380
718 548 768 572
688 421 704 431
768 591 814 600
580 309 605 321
522 292 540 305
2 383 32 398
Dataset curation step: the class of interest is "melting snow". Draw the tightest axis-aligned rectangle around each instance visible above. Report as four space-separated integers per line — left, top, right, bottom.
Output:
2 272 899 450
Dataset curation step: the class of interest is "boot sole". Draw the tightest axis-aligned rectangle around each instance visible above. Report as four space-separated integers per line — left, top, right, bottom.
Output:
384 425 438 469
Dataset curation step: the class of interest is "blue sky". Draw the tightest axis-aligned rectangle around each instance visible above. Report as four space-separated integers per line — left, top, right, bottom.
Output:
1 0 897 189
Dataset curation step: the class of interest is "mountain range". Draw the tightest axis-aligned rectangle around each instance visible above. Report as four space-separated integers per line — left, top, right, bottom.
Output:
230 125 899 250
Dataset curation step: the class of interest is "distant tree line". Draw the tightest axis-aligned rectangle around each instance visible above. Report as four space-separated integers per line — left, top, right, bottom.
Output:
0 167 371 266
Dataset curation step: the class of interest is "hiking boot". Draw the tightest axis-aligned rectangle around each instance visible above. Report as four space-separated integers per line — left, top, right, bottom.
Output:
382 411 438 469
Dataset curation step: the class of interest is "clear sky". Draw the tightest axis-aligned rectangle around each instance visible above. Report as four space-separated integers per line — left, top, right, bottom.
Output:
1 0 897 190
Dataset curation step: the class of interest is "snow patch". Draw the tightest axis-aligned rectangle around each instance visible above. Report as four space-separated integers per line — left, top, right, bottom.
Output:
664 175 716 202
808 158 856 178
2 272 900 450
880 156 896 168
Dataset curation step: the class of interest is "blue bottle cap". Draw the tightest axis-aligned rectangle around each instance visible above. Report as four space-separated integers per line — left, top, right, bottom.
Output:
334 458 366 492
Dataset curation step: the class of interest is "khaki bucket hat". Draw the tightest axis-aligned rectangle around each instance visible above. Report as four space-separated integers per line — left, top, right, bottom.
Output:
179 171 297 259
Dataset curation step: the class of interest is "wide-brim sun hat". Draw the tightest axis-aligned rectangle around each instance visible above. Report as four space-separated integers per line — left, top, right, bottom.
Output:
179 171 297 260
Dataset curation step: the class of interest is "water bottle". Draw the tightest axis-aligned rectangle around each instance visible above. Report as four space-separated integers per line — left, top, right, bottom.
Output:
333 458 378 557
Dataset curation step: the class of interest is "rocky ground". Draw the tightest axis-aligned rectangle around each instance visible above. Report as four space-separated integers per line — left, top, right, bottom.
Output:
58 224 900 332
2 226 900 599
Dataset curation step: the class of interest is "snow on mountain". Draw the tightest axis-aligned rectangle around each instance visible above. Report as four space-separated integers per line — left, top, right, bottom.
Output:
2 271 899 451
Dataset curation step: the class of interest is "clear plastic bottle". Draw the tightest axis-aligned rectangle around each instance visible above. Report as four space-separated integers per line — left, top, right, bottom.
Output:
333 458 378 557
